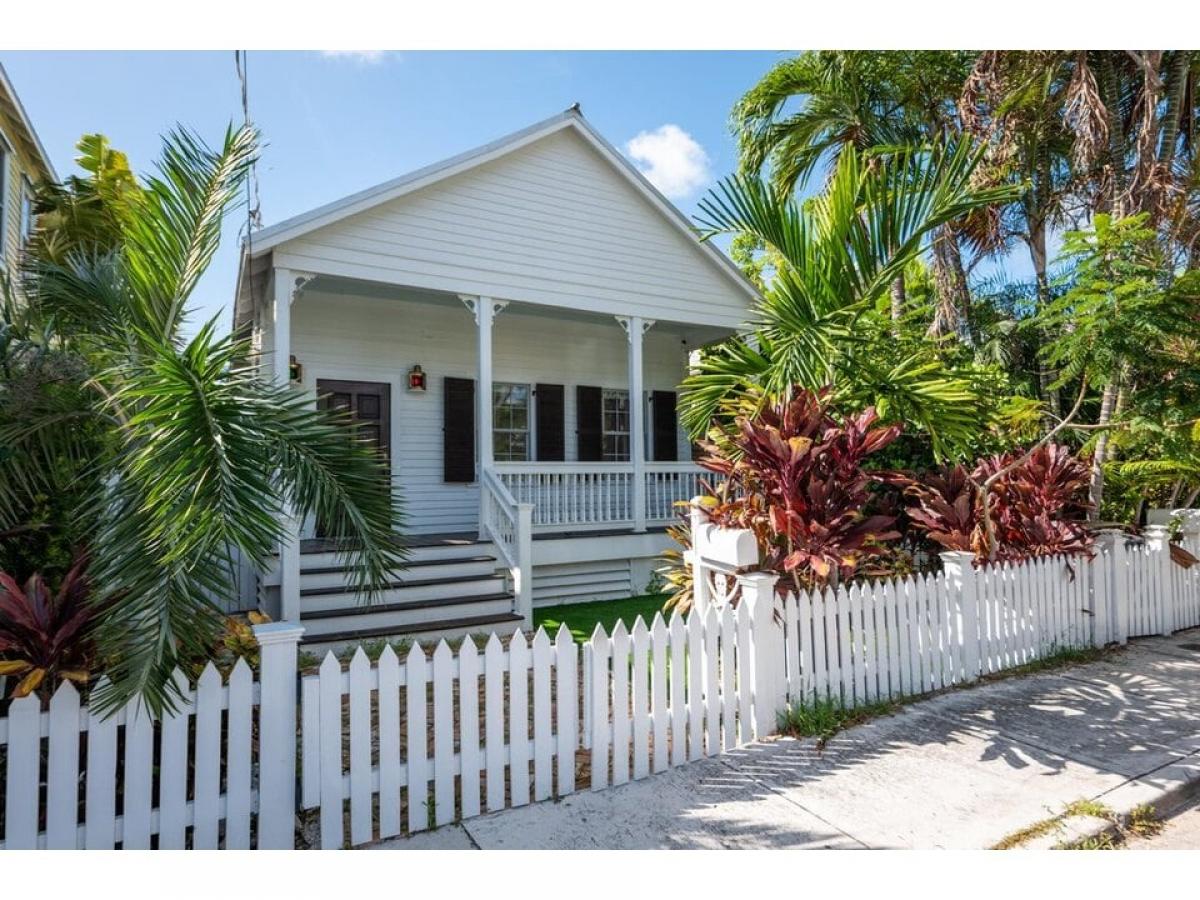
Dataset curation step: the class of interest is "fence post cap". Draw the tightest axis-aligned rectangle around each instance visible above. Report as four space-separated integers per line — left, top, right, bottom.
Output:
737 570 779 587
938 550 976 564
252 621 306 646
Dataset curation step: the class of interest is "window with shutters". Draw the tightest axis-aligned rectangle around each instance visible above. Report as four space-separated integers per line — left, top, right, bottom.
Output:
601 389 630 461
493 382 531 462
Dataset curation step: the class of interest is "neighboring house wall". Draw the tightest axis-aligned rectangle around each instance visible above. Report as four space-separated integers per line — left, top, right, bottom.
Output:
0 119 31 274
0 70 53 284
289 288 696 535
272 128 750 329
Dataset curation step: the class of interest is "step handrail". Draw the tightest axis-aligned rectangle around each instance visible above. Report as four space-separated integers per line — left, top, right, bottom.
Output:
481 467 533 626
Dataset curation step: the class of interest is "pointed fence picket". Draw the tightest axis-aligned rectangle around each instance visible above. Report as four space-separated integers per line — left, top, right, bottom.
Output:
6 510 1200 852
298 624 582 849
0 640 288 850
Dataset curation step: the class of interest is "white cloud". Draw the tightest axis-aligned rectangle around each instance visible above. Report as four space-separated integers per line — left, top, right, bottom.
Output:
319 50 388 64
624 124 711 199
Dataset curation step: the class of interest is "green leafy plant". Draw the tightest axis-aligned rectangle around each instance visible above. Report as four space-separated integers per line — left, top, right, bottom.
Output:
682 140 1018 462
1 125 406 715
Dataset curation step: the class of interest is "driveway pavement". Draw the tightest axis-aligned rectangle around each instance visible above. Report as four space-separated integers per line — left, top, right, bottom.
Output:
370 630 1200 850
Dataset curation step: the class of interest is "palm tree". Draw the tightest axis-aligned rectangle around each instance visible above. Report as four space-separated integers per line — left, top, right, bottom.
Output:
732 51 980 336
681 140 1018 460
1 126 404 714
968 51 1199 513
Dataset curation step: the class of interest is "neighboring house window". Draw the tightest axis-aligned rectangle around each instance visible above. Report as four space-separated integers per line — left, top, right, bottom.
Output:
19 179 34 247
493 382 531 462
602 389 630 461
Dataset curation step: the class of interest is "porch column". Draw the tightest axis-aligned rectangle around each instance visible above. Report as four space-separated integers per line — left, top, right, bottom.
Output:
476 298 496 477
271 267 312 623
462 296 508 535
618 316 654 533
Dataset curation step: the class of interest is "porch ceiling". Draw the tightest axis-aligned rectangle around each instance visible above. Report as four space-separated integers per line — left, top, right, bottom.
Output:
297 272 739 347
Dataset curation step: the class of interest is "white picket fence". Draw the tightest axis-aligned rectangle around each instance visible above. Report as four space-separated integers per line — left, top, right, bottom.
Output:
299 582 775 849
0 622 301 850
3 511 1200 850
300 628 579 849
779 555 1097 707
773 526 1200 712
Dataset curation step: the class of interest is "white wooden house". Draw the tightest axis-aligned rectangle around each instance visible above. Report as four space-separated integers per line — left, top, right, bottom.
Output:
234 108 756 646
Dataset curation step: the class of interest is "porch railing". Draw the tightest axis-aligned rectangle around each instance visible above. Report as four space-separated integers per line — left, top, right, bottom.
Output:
493 461 713 532
480 468 533 624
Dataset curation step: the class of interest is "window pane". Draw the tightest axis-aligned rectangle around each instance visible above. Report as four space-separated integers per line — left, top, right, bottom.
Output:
492 382 530 462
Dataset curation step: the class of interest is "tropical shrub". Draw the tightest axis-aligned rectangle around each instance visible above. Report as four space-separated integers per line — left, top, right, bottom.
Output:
0 557 99 700
1 125 405 715
905 443 1094 562
667 387 902 610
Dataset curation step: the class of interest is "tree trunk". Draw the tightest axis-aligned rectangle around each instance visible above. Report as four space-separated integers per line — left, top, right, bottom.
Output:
1088 371 1127 521
1027 212 1060 424
1158 51 1190 166
889 274 905 332
929 226 970 340
1097 52 1128 217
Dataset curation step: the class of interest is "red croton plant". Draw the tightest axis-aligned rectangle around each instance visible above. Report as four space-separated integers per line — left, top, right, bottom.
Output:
904 443 1094 562
0 557 99 700
696 387 903 595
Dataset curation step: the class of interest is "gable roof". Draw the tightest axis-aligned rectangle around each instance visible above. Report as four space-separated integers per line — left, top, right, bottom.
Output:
243 107 758 303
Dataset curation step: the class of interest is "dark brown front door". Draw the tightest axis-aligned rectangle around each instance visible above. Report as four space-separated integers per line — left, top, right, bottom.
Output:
316 379 392 537
317 379 391 461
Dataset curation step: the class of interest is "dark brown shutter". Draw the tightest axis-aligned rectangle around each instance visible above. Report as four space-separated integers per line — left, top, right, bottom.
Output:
443 376 475 482
576 385 603 461
651 390 678 461
535 383 565 461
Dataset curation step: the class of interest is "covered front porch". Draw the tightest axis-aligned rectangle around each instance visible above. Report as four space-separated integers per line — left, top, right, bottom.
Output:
258 266 731 619
270 270 727 535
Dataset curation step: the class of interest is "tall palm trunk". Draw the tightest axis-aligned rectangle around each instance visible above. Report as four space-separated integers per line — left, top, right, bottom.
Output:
1088 366 1128 521
1158 51 1190 166
1028 212 1060 423
889 274 906 332
1097 52 1128 217
929 226 971 340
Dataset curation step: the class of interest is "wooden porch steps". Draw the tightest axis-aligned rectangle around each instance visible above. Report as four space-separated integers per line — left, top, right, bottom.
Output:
296 535 520 646
299 612 526 650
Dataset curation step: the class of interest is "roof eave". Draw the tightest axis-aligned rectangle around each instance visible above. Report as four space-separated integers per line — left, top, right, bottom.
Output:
0 62 58 183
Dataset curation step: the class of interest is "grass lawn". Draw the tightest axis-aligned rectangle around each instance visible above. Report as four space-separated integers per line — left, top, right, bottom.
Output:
533 594 671 643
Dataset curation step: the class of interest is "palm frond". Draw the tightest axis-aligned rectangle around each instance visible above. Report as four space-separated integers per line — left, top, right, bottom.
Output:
121 125 257 341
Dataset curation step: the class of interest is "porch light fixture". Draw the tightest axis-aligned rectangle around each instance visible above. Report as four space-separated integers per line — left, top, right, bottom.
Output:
407 364 427 393
288 354 303 384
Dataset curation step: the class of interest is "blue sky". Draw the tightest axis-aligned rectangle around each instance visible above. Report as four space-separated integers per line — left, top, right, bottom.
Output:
2 50 786 332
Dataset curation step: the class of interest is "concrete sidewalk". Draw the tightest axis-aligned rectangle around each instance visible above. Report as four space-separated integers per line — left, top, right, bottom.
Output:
370 630 1200 850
